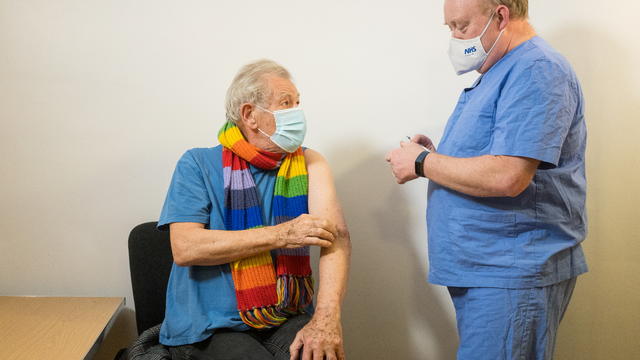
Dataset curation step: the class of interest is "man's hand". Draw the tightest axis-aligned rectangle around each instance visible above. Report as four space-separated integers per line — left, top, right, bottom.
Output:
386 136 433 184
275 214 337 249
290 311 344 360
410 134 436 152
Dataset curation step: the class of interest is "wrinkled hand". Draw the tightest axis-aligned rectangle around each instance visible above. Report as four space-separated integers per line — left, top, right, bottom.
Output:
276 214 337 249
290 312 344 360
385 139 430 184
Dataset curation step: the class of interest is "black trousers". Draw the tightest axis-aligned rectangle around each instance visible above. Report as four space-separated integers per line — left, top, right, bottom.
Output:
169 314 311 360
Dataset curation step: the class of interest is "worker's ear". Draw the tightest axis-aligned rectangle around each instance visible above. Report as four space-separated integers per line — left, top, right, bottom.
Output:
496 5 510 30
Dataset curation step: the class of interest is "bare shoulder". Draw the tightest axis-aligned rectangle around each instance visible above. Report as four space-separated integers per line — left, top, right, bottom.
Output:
303 148 330 171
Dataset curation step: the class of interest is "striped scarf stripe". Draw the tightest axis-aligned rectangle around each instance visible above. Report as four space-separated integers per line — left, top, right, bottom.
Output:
218 122 313 329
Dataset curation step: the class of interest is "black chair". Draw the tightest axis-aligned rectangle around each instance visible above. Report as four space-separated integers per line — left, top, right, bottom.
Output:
128 221 174 335
115 222 174 360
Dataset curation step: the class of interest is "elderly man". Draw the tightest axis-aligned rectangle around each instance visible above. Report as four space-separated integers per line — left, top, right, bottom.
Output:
158 59 350 360
387 1 587 359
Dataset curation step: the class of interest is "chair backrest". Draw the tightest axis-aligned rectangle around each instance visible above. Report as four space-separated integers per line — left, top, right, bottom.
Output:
128 222 174 335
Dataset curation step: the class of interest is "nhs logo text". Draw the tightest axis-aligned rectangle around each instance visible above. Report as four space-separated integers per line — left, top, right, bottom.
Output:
464 46 477 55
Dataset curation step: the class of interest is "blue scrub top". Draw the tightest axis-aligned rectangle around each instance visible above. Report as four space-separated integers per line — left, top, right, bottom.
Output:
427 37 588 289
157 146 312 346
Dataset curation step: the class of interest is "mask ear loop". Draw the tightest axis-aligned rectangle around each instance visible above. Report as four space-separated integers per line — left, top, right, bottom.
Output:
255 105 274 115
486 30 505 54
479 12 506 68
478 11 497 39
254 104 275 138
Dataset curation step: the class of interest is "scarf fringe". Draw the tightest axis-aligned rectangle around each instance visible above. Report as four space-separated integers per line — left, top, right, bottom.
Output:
237 275 314 329
239 306 288 329
277 275 314 314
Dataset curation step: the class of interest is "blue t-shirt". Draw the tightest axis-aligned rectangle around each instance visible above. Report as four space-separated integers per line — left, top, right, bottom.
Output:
157 145 286 346
427 37 588 288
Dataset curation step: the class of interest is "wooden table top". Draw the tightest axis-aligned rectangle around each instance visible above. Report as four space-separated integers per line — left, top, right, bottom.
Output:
0 296 125 360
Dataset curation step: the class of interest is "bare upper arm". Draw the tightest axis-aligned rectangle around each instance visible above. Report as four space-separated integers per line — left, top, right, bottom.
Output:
304 148 348 235
168 222 205 264
169 222 205 235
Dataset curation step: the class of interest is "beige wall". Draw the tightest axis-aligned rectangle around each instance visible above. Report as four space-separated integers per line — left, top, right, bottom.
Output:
0 1 637 359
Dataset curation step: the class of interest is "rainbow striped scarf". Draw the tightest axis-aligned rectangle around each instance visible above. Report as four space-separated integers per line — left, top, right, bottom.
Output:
218 121 313 329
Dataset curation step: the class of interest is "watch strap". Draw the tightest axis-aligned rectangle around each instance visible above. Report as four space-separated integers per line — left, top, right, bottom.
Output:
415 150 430 177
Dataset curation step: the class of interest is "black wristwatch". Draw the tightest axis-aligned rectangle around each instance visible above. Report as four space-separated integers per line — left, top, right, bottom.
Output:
415 150 430 177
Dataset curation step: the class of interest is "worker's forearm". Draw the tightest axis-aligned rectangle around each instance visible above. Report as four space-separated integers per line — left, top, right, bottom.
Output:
423 153 523 197
313 233 351 318
172 227 280 266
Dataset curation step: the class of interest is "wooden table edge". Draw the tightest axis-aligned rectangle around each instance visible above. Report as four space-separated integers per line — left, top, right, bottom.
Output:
82 297 126 360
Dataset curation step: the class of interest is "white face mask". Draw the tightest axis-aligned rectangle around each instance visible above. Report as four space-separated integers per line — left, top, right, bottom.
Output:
256 106 307 153
448 12 505 75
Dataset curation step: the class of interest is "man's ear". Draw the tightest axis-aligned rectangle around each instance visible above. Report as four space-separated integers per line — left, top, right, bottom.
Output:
497 5 510 30
240 103 258 130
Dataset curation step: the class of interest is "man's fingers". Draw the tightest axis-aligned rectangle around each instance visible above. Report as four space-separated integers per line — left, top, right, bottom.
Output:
321 219 339 237
313 350 324 360
412 134 436 150
309 218 338 239
289 333 303 360
322 349 338 360
337 346 346 360
301 344 313 360
411 134 428 145
293 216 339 246
411 134 430 145
312 228 335 242
390 168 402 184
302 215 328 228
304 237 333 248
390 169 400 182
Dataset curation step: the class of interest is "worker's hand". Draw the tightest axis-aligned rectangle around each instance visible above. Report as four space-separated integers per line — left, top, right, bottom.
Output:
410 134 436 152
290 311 345 360
385 141 427 184
275 214 337 249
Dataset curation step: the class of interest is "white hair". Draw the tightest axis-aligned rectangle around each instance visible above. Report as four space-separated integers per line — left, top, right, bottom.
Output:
225 59 291 123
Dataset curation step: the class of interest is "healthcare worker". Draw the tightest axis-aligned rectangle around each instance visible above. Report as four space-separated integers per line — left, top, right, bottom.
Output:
386 1 588 359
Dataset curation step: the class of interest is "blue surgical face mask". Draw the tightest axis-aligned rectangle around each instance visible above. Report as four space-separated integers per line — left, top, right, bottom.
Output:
256 105 307 153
